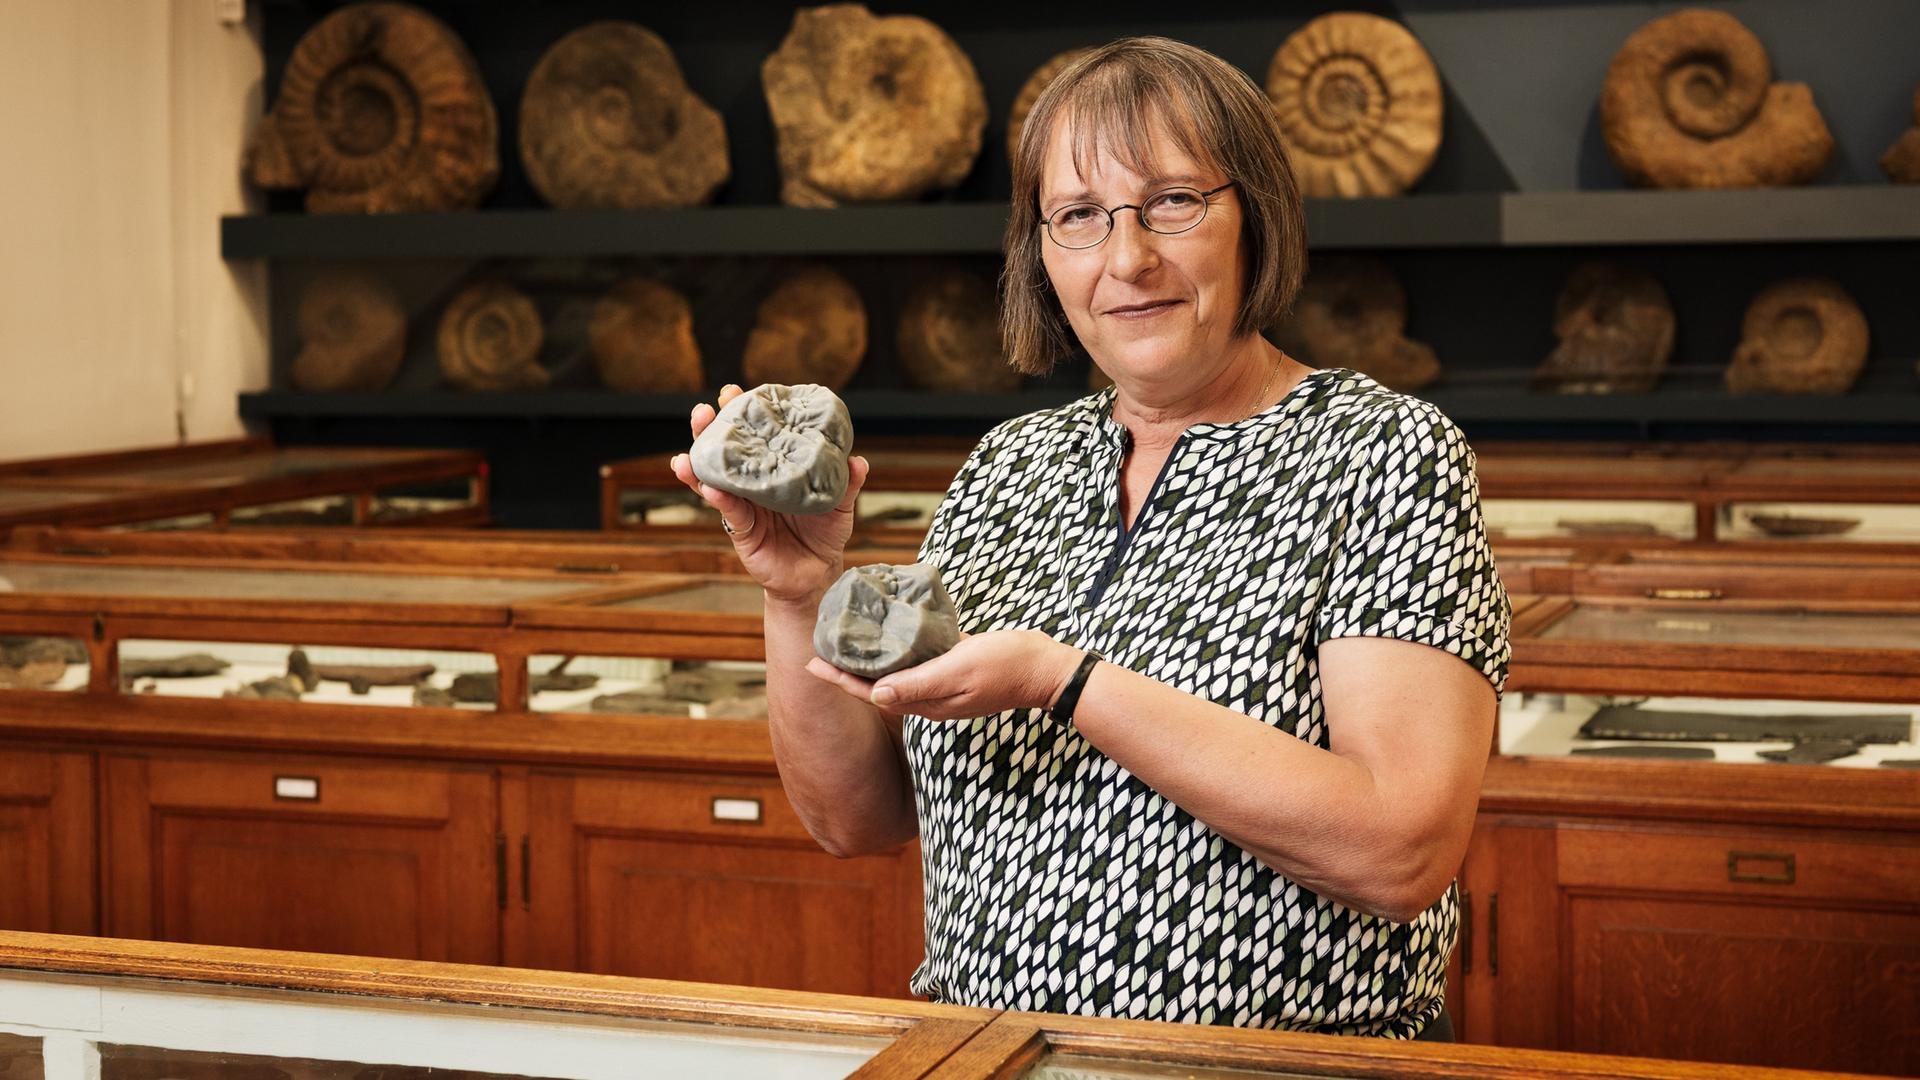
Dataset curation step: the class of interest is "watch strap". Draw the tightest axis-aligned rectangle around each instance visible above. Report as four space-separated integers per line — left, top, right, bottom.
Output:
1049 650 1103 726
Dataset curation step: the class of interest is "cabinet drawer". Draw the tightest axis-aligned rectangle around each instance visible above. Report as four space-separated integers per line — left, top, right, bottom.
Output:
569 773 816 843
140 756 453 820
1558 825 1920 906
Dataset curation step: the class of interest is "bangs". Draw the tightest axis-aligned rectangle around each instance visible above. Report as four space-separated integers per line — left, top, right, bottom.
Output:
1057 64 1225 193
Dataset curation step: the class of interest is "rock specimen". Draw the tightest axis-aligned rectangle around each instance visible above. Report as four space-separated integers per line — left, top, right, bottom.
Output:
1600 9 1832 188
690 383 854 514
1007 49 1092 161
312 662 436 694
1881 84 1920 183
121 654 230 679
897 271 1020 393
1266 13 1443 198
0 655 66 690
1 637 85 667
1725 278 1869 394
761 4 987 206
224 676 304 702
519 22 730 209
589 277 703 392
245 2 498 212
1532 263 1675 394
413 685 458 708
287 648 319 693
814 562 960 678
1745 512 1861 537
291 274 408 392
1758 737 1863 765
742 268 867 390
663 666 768 703
437 281 548 391
1274 257 1439 391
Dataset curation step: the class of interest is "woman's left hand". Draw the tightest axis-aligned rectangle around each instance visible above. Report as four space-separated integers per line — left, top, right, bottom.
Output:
805 630 1081 720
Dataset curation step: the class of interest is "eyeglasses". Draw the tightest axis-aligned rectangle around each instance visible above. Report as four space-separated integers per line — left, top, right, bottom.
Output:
1040 182 1236 250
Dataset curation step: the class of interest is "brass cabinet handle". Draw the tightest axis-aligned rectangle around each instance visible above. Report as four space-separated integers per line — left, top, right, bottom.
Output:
1488 893 1499 977
1460 891 1473 976
1728 850 1796 885
1645 587 1722 601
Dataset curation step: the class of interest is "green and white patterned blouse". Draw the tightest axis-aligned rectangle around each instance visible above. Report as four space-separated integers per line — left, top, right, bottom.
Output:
907 367 1510 1037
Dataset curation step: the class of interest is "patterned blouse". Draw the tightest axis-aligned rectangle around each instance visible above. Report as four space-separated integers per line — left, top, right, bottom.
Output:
906 367 1511 1038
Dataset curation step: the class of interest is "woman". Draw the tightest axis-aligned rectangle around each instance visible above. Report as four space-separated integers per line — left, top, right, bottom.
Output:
671 37 1508 1040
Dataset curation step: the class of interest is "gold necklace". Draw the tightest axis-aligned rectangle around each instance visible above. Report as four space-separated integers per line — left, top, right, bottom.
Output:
1244 358 1279 420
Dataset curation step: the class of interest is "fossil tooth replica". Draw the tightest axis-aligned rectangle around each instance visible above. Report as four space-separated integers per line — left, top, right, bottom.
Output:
814 562 960 678
1266 13 1443 198
1533 263 1675 394
1600 8 1832 188
742 267 867 390
291 273 408 393
761 4 987 206
1007 49 1093 160
897 271 1021 393
589 277 703 392
437 281 548 391
1725 278 1869 394
1881 84 1920 183
519 22 730 209
1274 256 1439 392
245 2 498 212
689 383 854 514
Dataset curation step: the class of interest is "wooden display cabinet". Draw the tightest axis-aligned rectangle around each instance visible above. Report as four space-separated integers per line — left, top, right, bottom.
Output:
0 747 94 936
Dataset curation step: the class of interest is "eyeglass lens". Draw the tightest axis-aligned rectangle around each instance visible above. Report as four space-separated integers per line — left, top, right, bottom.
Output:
1047 187 1213 248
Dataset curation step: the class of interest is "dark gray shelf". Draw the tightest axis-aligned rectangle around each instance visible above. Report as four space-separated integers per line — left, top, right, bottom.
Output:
221 186 1920 260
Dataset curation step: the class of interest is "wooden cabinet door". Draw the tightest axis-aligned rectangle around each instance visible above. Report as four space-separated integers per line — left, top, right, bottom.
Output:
514 770 922 998
0 748 94 934
102 752 498 964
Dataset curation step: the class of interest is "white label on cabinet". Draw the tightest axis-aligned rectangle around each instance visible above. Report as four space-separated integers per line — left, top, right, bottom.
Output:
273 776 320 801
711 797 761 824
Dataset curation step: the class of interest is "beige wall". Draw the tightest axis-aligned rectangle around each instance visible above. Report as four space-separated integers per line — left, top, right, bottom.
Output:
0 0 266 461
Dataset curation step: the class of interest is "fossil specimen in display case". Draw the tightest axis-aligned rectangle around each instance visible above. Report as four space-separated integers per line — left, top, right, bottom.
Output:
742 268 867 390
1725 278 1869 394
1266 13 1443 198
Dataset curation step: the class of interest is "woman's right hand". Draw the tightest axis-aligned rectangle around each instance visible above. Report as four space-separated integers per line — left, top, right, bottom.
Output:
670 383 869 606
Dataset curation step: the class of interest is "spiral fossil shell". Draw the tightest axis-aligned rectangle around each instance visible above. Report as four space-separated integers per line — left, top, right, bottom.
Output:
519 22 730 209
291 273 407 392
897 271 1020 393
743 267 867 390
1274 256 1439 391
245 2 498 212
761 4 988 206
590 278 702 392
1533 263 1675 394
1725 278 1869 394
1007 49 1093 162
1266 13 1443 198
1881 84 1920 183
1600 8 1833 189
437 281 548 391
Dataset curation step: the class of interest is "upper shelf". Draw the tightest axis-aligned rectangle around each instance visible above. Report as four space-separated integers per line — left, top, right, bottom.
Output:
220 186 1920 259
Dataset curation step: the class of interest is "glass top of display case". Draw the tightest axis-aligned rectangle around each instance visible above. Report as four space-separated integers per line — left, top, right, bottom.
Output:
0 486 116 511
48 447 430 488
0 560 591 605
1537 603 1920 651
596 580 766 616
1501 692 1919 767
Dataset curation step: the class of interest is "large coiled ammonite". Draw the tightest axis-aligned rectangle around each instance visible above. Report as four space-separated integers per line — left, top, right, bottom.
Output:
1533 263 1675 394
246 2 498 212
519 22 730 209
290 273 407 392
1265 13 1443 198
1882 84 1920 183
1274 257 1439 391
761 4 988 206
897 271 1020 393
437 281 547 391
1726 278 1869 394
589 278 703 392
1600 9 1832 189
1007 49 1093 162
743 268 867 390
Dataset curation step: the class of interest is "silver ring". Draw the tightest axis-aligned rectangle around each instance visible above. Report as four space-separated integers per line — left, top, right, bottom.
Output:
722 515 750 537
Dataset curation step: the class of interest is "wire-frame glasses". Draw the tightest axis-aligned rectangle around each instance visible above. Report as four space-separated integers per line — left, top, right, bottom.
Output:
1040 182 1237 249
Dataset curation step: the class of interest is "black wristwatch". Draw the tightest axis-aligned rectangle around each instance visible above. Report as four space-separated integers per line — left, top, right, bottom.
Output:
1049 650 1103 726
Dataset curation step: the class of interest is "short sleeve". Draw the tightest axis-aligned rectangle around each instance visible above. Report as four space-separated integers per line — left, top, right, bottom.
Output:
1313 404 1511 695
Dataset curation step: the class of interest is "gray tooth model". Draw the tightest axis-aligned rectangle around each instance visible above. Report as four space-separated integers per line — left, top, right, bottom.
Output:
814 563 960 678
689 383 853 514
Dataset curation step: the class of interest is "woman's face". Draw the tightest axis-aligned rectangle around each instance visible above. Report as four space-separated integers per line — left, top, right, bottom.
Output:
1038 115 1246 390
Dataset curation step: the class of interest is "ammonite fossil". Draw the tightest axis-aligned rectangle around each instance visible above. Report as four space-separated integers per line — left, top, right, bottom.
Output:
1274 256 1439 392
1725 278 1869 394
742 267 867 390
897 272 1020 393
761 4 988 206
1533 263 1675 394
519 22 730 209
1600 8 1832 189
589 277 702 392
436 281 548 391
1881 84 1920 183
290 273 407 392
1266 13 1443 198
1007 49 1093 162
245 2 498 212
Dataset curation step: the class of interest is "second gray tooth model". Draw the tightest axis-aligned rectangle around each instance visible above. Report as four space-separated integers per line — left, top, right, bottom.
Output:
690 383 854 514
814 563 961 678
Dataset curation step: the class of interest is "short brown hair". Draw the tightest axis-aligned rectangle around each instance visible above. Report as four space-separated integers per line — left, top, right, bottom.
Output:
1001 38 1308 376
